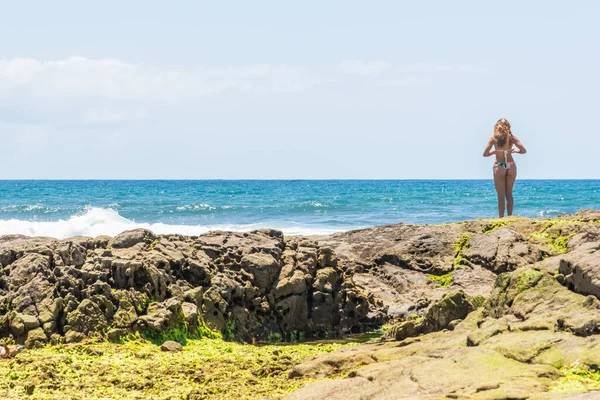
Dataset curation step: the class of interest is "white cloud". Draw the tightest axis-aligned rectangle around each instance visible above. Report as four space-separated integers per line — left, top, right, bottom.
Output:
0 57 307 100
0 57 482 130
339 60 391 75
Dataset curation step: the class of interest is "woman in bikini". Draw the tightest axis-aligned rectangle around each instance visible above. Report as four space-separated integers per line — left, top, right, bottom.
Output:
483 118 527 218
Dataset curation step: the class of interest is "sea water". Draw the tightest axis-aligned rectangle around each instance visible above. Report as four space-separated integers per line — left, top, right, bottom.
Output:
0 180 598 239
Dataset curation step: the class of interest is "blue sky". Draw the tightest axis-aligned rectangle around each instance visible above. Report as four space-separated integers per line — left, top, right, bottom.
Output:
0 1 598 179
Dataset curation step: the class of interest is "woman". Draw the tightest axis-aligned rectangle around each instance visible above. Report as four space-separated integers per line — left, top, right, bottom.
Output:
483 118 527 218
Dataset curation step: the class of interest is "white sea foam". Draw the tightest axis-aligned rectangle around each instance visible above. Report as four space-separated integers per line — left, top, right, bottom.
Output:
175 203 217 211
0 208 347 239
537 209 561 217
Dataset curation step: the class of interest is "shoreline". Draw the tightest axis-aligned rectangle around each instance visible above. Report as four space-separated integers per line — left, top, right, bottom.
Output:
0 207 597 241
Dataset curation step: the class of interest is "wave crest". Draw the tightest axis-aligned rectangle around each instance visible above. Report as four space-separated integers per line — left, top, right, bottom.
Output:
0 208 344 239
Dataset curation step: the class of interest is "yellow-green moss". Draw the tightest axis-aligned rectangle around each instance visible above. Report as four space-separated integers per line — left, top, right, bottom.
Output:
530 219 578 254
470 295 487 309
0 338 358 400
550 363 600 393
453 255 468 267
452 233 473 267
514 268 544 293
453 233 473 253
147 239 160 251
481 219 508 234
426 272 454 288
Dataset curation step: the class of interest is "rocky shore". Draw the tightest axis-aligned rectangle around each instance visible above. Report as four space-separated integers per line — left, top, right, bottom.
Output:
0 228 378 348
2 210 600 399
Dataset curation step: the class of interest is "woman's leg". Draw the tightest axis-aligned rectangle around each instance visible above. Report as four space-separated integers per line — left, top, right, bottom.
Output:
505 166 517 216
493 165 507 218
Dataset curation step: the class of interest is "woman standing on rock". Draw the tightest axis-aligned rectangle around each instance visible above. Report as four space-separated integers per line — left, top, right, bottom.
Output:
483 118 527 218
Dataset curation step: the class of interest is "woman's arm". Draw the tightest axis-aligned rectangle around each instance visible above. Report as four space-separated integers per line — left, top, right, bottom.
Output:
511 136 527 154
483 137 495 157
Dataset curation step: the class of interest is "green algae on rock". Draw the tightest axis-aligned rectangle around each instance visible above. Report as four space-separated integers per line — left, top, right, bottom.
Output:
0 337 358 400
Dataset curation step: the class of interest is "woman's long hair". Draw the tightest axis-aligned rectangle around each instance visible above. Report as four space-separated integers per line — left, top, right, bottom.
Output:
494 118 512 147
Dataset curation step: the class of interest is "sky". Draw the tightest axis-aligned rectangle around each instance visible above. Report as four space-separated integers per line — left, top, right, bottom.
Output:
0 0 598 179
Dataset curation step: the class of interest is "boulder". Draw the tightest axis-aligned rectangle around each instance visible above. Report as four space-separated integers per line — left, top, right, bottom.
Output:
426 290 475 330
111 229 157 249
160 340 183 352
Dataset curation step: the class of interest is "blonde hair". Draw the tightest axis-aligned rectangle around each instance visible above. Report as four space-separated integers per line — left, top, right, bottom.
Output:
494 118 512 147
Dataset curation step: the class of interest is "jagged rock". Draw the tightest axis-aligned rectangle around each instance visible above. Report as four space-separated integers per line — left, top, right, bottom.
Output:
241 252 280 293
274 270 307 299
24 328 47 349
314 267 337 293
137 299 184 333
65 299 109 336
55 238 89 268
5 213 595 353
113 306 137 328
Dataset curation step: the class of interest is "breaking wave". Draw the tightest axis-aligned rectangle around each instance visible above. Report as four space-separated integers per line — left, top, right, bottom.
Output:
0 208 345 239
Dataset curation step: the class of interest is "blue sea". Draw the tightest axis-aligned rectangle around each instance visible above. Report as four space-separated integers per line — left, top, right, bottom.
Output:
0 180 598 239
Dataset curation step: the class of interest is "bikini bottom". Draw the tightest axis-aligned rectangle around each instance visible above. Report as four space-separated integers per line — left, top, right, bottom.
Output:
494 162 515 170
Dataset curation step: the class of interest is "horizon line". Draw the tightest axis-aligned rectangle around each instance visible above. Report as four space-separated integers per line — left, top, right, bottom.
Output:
0 178 599 182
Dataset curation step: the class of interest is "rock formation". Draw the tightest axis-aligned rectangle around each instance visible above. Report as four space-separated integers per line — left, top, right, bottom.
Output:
286 209 600 399
0 229 378 347
3 209 600 398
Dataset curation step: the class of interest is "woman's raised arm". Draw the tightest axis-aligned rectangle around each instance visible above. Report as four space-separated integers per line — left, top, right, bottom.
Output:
483 137 495 157
511 136 527 154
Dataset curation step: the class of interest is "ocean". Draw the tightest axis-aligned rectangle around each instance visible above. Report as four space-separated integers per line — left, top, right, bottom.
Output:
0 180 598 239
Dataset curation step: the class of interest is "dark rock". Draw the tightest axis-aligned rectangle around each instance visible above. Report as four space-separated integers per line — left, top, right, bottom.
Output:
111 229 157 249
426 290 475 330
65 299 109 336
65 331 86 344
106 328 129 343
24 327 47 349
